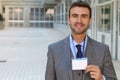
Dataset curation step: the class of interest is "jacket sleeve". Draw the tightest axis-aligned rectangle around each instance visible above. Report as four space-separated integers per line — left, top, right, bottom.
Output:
103 46 117 80
45 45 56 80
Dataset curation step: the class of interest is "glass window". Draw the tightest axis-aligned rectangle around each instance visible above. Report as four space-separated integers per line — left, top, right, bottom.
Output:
98 0 110 3
9 7 23 27
30 8 34 20
102 8 110 14
40 8 45 20
9 8 13 20
65 1 68 24
84 0 91 4
61 3 64 24
35 8 39 20
19 8 23 20
54 8 56 22
14 9 18 20
119 11 120 35
30 8 43 20
97 4 112 33
14 8 23 20
9 8 23 20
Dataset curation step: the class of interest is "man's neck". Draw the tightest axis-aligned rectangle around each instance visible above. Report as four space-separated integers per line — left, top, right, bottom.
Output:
72 33 86 43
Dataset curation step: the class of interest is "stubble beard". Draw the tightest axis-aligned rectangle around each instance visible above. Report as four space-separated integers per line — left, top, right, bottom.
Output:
70 25 89 35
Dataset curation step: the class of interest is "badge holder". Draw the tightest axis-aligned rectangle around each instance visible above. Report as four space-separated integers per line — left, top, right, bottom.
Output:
72 57 88 70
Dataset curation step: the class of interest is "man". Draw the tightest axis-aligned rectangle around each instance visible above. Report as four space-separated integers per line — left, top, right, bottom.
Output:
45 0 117 80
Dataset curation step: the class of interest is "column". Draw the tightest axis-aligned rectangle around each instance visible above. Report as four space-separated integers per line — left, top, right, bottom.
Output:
5 6 9 28
112 0 118 60
24 7 30 27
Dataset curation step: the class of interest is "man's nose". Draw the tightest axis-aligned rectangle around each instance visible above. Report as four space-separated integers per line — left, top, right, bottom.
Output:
77 16 82 23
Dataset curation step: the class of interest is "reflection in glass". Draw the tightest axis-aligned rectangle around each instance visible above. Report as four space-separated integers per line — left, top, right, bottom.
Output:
14 9 18 20
35 8 39 20
97 4 111 33
30 8 34 20
98 0 110 3
19 9 23 20
65 1 68 24
40 8 45 20
9 8 23 20
84 0 91 4
9 8 13 20
9 8 24 27
30 8 53 27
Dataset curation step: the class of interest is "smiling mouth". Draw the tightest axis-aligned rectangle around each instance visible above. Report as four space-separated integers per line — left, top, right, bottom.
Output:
75 23 85 28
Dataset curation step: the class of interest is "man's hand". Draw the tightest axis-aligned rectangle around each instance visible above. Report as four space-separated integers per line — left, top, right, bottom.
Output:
85 65 103 80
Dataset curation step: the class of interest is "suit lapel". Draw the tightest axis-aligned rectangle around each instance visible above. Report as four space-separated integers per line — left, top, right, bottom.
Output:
85 37 96 65
63 36 73 80
62 36 97 80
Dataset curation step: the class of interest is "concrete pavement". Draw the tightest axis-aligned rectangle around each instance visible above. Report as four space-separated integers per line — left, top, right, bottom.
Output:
0 28 67 80
0 28 119 80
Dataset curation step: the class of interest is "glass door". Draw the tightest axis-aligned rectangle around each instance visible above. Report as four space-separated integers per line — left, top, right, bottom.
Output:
96 3 113 53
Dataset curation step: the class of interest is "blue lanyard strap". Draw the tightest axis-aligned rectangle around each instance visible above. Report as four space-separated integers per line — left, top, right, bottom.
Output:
82 38 86 57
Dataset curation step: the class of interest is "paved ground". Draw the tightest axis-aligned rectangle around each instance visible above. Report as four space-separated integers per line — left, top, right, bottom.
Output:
0 28 119 80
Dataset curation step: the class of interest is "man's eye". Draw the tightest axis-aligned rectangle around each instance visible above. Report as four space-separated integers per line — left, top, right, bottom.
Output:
82 14 88 18
72 14 77 17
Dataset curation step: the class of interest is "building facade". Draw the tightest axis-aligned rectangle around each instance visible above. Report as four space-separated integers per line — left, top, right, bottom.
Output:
0 0 120 60
0 0 55 28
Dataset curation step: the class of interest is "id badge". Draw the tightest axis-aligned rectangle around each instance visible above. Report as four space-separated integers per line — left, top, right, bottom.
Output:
72 57 88 70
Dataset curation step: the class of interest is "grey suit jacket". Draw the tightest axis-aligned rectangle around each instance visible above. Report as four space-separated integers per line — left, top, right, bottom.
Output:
45 36 117 80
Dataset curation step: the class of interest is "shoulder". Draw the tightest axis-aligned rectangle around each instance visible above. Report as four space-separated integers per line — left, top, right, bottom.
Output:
48 36 69 49
88 36 109 49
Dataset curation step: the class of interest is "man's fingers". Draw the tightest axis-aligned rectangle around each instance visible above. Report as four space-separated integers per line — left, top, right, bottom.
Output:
90 72 97 79
85 65 98 73
85 65 103 80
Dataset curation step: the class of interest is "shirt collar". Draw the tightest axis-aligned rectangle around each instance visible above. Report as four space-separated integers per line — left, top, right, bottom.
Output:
69 34 88 58
70 34 88 47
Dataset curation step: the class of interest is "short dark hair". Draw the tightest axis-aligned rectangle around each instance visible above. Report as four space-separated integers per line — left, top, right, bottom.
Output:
68 0 91 18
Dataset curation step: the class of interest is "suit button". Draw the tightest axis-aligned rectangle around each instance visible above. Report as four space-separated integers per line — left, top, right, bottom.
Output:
78 73 81 76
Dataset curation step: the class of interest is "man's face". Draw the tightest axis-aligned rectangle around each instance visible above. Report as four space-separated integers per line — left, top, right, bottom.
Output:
68 7 91 35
